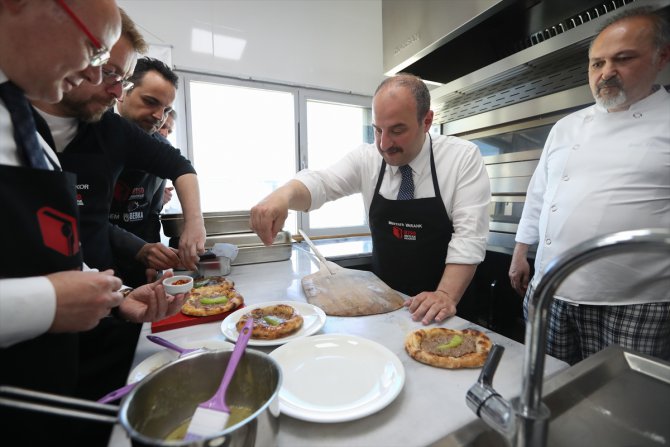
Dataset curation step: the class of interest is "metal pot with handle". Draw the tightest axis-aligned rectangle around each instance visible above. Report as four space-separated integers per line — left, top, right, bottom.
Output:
0 349 282 446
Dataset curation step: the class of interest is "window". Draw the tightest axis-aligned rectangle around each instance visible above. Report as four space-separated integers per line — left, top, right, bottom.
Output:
300 93 372 237
179 72 372 237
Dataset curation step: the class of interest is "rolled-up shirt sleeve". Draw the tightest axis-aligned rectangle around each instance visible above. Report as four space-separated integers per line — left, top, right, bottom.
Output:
0 277 56 348
445 144 490 265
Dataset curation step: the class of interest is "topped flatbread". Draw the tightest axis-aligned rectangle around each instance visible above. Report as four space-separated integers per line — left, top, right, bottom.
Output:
404 328 492 369
236 304 303 340
181 276 244 317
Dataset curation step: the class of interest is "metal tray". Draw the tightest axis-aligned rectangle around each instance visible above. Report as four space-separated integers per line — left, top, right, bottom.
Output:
161 211 251 237
205 231 291 247
206 231 293 265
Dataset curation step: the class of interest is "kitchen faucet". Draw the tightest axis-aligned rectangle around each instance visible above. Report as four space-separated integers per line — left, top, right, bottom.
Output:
465 228 670 447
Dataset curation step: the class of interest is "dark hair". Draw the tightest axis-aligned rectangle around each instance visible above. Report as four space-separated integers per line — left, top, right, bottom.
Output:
374 73 431 123
591 6 670 53
128 57 179 90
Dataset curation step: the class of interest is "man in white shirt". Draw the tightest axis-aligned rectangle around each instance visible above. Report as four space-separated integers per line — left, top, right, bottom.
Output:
509 7 670 364
251 73 491 324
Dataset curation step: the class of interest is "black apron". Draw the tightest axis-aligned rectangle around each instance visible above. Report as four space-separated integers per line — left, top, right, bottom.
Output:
369 135 454 296
0 162 84 437
57 140 143 410
57 132 117 272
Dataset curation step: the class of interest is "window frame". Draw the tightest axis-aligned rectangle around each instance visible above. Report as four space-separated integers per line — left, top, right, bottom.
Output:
174 69 373 238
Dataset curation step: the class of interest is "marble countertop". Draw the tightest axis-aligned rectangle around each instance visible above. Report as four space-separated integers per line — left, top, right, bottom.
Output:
109 245 567 447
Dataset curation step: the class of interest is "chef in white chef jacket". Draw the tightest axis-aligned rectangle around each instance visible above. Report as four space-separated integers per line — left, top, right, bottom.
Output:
509 7 670 365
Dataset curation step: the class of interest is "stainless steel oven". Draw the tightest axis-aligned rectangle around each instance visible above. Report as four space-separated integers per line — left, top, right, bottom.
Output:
456 115 571 256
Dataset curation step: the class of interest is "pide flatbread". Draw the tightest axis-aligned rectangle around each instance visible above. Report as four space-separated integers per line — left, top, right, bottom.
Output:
235 304 303 340
181 276 244 317
404 328 492 369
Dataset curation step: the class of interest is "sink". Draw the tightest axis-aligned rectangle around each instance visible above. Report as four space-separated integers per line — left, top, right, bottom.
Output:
432 345 670 447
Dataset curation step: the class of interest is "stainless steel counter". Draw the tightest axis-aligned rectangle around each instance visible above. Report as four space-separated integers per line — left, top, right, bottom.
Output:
108 245 567 447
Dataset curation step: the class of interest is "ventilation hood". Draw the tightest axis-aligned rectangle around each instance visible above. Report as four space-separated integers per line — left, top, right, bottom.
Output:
383 0 670 131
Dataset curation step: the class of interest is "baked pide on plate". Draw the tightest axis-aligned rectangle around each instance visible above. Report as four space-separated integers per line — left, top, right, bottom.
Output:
404 328 492 369
235 304 303 339
181 276 244 317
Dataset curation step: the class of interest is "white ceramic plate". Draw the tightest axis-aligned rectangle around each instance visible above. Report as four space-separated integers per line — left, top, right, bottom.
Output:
269 333 405 423
220 300 327 347
126 338 232 384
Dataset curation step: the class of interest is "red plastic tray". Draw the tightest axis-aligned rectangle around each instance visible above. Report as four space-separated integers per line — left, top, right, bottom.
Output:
151 306 242 333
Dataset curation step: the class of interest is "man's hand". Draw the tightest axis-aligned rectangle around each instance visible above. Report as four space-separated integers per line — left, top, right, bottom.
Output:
118 272 186 322
47 269 123 333
404 289 458 325
162 186 174 207
136 243 181 270
509 243 531 296
178 218 206 271
250 195 290 246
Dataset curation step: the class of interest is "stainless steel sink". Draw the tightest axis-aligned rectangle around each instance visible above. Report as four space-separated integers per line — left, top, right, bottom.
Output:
433 345 670 447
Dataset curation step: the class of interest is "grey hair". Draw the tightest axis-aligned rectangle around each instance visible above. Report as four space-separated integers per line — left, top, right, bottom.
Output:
589 6 670 54
374 73 431 123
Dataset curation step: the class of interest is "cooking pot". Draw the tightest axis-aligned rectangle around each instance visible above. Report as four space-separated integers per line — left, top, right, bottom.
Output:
0 349 282 446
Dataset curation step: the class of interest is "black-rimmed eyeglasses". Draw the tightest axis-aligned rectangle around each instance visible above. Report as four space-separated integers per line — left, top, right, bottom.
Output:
55 0 111 67
101 68 134 91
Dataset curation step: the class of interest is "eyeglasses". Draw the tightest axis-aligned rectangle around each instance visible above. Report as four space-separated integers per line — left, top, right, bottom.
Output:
55 0 111 67
101 68 134 91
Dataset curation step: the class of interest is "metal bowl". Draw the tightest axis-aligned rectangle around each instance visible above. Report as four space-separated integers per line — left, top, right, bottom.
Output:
119 349 282 447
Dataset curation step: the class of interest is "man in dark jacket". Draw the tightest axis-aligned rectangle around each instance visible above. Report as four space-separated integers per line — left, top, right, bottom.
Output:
29 11 205 444
111 57 181 286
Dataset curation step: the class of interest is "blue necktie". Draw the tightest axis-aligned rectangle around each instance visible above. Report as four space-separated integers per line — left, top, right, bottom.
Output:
0 81 49 169
397 165 414 200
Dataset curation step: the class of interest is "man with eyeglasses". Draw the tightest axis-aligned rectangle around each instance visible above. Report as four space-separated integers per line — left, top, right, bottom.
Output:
29 6 204 415
32 14 205 285
0 0 145 444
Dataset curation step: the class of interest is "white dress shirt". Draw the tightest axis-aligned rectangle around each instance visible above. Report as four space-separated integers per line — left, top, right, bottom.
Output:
296 133 491 265
516 87 670 305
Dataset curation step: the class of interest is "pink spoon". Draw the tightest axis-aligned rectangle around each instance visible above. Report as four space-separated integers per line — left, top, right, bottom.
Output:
146 335 199 356
184 317 254 440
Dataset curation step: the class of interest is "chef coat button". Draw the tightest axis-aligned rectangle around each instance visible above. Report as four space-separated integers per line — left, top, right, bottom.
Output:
633 112 642 119
572 144 580 150
546 238 552 245
562 175 569 181
551 205 557 212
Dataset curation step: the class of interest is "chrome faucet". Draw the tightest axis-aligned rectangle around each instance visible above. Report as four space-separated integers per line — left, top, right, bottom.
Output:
466 228 670 447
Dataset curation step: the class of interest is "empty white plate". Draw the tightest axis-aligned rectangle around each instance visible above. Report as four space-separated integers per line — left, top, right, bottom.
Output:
269 333 405 423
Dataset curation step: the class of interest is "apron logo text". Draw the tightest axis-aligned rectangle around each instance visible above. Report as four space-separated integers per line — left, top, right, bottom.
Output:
392 226 416 241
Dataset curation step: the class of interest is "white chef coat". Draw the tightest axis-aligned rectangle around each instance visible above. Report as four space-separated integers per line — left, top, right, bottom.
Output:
296 133 491 265
516 86 670 305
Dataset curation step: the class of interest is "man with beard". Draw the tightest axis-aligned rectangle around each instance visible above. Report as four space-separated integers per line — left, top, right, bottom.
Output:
32 12 205 282
509 7 670 365
29 11 205 441
250 73 491 325
1 1 185 445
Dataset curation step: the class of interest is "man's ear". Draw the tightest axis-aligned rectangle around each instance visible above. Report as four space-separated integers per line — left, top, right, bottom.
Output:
656 44 670 71
423 110 434 133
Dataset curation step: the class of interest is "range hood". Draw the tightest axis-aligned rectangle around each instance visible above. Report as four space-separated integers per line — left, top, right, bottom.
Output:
383 0 670 130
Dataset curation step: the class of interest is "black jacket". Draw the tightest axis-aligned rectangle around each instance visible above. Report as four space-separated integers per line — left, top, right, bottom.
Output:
34 109 196 274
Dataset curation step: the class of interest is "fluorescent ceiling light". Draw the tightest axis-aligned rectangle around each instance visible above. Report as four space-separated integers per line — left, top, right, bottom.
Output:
191 28 246 61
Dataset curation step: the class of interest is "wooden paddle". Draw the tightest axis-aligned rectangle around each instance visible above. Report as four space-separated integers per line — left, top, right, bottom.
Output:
299 230 406 317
